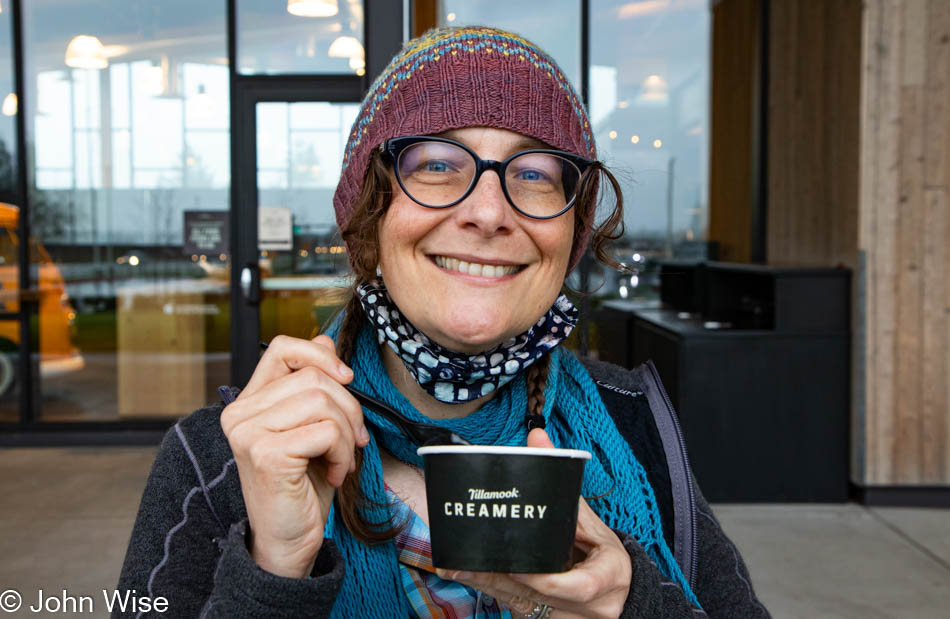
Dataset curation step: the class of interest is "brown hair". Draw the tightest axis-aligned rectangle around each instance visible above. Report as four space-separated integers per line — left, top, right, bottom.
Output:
329 148 626 544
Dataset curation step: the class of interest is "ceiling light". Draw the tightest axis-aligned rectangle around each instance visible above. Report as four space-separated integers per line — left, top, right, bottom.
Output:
65 35 108 69
287 0 339 17
617 0 669 20
1 93 15 116
328 36 363 58
639 74 669 103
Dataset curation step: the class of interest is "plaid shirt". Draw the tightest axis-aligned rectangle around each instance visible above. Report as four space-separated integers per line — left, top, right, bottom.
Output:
387 488 514 619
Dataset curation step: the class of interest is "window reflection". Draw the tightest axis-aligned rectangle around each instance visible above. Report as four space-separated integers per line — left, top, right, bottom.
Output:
256 102 358 343
437 0 581 91
0 3 15 194
238 0 365 75
589 0 710 300
0 318 17 421
24 0 231 420
0 203 81 419
0 199 18 421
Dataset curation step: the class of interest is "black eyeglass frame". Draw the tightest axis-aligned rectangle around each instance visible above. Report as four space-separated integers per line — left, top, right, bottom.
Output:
382 136 596 220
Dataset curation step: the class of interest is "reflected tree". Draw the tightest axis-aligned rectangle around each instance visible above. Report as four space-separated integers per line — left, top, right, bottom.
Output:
0 137 13 195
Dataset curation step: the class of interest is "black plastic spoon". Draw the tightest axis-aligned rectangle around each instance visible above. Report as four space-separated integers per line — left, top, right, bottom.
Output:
341 384 472 447
253 341 472 447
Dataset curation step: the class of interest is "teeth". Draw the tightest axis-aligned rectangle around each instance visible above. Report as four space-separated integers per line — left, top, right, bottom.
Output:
434 256 519 278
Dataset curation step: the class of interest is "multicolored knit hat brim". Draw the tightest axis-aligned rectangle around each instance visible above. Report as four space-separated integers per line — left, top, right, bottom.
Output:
333 26 597 273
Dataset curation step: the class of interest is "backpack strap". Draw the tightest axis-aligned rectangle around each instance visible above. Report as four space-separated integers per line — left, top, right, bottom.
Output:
582 357 698 589
631 360 698 589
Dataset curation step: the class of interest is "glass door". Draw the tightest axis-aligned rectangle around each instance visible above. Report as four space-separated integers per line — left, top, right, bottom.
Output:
254 101 359 344
229 0 403 386
228 83 363 385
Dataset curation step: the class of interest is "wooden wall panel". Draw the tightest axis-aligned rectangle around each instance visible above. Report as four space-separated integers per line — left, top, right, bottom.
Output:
860 0 950 485
708 0 760 263
894 85 924 482
763 0 949 485
860 0 900 484
413 0 437 37
766 0 862 268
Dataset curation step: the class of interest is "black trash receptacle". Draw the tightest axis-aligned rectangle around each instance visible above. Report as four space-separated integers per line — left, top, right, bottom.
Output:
596 262 850 503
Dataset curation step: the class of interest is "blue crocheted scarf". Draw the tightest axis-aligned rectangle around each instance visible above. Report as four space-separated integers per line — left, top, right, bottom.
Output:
322 321 702 617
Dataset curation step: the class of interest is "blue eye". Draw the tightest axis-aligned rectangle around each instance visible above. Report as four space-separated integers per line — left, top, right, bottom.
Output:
424 160 450 172
517 169 544 181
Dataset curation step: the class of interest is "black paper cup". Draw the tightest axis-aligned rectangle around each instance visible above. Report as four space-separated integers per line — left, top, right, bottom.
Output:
417 445 591 573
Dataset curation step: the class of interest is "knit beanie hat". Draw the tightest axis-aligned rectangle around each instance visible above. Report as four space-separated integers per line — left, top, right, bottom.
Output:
333 26 597 273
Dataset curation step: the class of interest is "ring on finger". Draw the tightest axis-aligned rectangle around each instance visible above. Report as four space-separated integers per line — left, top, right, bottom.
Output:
525 603 553 619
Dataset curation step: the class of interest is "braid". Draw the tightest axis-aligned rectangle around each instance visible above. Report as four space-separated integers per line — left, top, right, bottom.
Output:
334 290 366 364
525 353 552 430
330 287 408 543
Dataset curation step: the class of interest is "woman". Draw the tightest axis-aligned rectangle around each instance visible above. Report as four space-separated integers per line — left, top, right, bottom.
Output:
115 26 770 618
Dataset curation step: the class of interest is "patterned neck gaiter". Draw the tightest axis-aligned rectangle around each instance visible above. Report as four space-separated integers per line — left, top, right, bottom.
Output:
355 279 578 404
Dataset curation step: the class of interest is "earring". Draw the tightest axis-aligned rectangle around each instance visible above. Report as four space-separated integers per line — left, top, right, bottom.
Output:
376 264 382 278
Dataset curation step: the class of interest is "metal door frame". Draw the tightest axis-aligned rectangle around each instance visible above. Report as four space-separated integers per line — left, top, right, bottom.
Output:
228 0 403 387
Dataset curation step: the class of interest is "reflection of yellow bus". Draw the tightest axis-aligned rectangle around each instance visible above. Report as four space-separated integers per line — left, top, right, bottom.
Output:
0 203 84 396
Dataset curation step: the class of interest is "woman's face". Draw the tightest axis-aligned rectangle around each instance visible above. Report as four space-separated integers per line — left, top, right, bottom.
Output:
377 127 575 354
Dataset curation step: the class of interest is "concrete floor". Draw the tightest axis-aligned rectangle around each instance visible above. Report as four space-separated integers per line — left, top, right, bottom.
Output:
0 447 948 618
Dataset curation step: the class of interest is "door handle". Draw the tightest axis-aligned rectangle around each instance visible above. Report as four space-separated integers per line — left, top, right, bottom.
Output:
240 264 260 304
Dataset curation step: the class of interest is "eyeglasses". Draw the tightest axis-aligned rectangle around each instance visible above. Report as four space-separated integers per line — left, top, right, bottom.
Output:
383 136 594 220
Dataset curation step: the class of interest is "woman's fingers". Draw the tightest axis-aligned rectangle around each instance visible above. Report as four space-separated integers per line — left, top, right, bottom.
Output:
258 419 355 487
230 390 360 484
441 538 629 618
526 427 555 449
435 570 554 617
241 335 353 398
222 333 365 579
517 496 630 583
509 544 625 603
225 367 367 445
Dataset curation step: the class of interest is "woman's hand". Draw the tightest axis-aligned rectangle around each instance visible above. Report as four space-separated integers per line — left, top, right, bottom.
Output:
220 334 370 579
437 428 633 619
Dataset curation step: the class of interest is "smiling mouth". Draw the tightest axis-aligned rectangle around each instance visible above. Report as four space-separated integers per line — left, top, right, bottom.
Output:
432 255 524 278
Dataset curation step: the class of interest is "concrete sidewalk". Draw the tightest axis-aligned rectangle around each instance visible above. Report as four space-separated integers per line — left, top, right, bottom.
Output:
1 447 948 618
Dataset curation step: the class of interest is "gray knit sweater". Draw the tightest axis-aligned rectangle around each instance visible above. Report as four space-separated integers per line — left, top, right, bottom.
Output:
114 360 771 618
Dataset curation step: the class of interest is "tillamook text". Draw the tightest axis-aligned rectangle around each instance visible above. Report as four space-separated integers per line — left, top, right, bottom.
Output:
444 487 547 519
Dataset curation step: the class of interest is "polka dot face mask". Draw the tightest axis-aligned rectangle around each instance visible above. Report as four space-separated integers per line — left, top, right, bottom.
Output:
355 280 579 404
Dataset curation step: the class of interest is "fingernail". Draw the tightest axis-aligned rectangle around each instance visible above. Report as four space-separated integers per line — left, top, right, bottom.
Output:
338 364 353 378
360 426 370 444
452 571 472 581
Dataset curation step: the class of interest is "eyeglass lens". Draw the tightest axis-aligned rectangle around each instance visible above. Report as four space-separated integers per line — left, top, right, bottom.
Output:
396 141 581 218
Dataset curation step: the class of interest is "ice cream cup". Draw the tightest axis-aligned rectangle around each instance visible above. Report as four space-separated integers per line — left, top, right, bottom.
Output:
417 445 592 573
